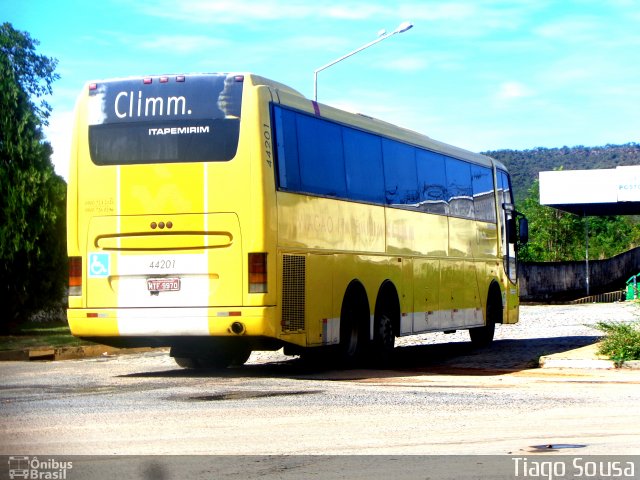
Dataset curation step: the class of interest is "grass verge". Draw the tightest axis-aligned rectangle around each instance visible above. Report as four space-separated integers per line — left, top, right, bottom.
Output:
594 321 640 366
0 321 89 352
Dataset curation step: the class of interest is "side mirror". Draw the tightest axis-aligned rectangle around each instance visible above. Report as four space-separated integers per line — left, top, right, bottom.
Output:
518 217 529 245
507 216 517 241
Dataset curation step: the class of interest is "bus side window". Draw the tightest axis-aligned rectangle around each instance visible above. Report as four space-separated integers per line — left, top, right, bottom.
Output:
343 129 385 203
498 169 517 282
273 106 301 191
445 158 473 219
297 114 346 197
382 139 418 206
416 150 448 215
471 165 496 223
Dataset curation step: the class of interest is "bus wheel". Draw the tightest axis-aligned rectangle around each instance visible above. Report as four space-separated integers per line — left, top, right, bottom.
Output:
227 347 252 366
340 316 359 362
469 291 500 347
469 321 495 347
368 313 395 366
171 347 251 369
173 356 199 369
338 289 367 365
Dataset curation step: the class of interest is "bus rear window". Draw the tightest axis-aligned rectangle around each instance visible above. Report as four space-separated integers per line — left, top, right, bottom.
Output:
87 74 243 165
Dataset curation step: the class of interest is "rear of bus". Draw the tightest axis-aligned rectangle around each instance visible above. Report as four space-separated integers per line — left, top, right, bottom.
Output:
67 73 279 367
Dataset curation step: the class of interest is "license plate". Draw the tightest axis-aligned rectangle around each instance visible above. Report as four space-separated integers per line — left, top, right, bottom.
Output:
147 277 181 292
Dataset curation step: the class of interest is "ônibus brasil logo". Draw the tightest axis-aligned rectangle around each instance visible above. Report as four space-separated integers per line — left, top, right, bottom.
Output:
7 456 73 479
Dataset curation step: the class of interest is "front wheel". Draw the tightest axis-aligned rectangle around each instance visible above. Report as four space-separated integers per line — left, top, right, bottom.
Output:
469 292 501 347
469 319 495 347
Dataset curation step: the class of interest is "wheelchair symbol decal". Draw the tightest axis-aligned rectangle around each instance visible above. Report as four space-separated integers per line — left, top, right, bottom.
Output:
89 253 110 277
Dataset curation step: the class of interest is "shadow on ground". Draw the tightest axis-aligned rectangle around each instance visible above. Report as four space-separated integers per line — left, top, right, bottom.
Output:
119 335 600 381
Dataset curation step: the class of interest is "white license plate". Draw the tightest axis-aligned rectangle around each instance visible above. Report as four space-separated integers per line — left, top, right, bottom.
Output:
147 277 181 292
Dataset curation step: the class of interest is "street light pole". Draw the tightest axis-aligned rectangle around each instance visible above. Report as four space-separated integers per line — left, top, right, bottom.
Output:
313 21 413 101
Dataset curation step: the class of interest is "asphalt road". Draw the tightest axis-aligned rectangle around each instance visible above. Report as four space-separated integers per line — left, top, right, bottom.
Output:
1 303 639 463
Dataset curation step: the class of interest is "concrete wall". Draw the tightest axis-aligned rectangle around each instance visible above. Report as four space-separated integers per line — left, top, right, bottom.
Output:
518 247 640 302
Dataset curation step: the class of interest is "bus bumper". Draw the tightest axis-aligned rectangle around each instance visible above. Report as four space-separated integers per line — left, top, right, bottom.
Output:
67 306 279 339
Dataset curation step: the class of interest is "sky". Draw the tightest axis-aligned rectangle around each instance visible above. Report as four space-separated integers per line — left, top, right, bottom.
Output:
4 0 640 179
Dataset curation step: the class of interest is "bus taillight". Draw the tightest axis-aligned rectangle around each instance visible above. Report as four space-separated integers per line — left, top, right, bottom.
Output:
69 256 82 296
249 253 267 293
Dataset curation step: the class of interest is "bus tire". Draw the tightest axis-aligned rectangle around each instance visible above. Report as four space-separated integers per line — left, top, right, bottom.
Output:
338 285 368 366
171 346 251 369
469 287 501 347
369 313 395 366
173 356 199 369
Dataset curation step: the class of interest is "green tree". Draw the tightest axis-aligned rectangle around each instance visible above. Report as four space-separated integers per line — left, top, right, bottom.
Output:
518 179 640 262
486 143 640 204
0 23 66 332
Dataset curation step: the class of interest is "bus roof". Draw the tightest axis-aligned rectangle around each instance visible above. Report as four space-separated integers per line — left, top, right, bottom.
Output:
246 72 504 171
84 72 505 172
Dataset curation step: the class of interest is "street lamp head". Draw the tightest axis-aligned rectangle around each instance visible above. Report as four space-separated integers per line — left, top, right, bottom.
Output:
313 20 414 101
395 21 413 34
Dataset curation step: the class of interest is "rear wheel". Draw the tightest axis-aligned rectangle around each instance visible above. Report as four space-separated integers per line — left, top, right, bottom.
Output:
338 287 368 366
171 345 252 369
173 356 199 369
369 313 395 366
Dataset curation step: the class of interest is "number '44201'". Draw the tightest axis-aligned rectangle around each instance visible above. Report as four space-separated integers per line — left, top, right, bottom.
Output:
149 259 176 269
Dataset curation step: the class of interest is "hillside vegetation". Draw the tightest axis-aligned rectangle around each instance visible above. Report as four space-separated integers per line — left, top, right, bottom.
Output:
484 142 640 202
482 142 640 262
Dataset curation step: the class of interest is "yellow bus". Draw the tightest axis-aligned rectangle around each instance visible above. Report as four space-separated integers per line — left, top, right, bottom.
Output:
67 72 527 368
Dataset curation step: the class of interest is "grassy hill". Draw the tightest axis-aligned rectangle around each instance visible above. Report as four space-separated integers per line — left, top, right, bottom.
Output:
483 142 640 203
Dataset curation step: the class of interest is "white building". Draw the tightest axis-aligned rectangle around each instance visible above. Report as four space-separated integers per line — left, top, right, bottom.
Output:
539 165 640 215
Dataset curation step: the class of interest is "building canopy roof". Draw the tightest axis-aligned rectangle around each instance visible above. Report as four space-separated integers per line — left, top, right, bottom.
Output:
539 165 640 216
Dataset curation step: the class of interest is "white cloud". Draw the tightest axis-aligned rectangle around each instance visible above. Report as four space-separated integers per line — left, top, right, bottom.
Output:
134 0 376 23
400 2 477 22
278 35 351 51
496 81 532 100
45 110 74 180
138 35 229 55
382 57 428 72
134 0 495 24
534 16 603 43
400 0 549 37
95 31 229 55
325 4 388 20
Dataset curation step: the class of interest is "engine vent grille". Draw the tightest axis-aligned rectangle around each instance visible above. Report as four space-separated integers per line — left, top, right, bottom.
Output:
282 254 305 332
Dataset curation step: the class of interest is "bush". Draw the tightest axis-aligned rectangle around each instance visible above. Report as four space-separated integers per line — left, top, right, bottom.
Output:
595 321 640 366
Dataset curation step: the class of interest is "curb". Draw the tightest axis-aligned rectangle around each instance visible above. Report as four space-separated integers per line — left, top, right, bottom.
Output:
0 345 164 362
538 343 640 370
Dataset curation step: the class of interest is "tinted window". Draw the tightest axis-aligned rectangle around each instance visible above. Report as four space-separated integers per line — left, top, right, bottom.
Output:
344 129 385 203
416 150 448 214
382 140 418 206
88 74 243 165
498 170 513 205
296 114 346 197
272 105 497 222
446 158 474 218
498 169 517 281
472 165 496 223
274 107 301 191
